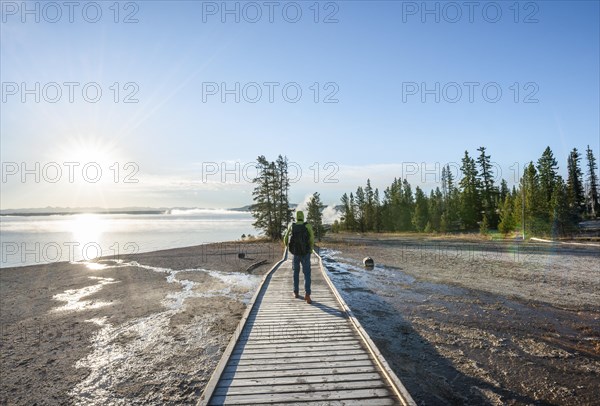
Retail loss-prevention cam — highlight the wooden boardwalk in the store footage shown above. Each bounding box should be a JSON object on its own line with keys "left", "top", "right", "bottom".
{"left": 199, "top": 251, "right": 415, "bottom": 405}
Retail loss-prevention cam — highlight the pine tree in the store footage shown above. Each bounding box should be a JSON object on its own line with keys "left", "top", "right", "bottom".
{"left": 412, "top": 186, "right": 429, "bottom": 232}
{"left": 537, "top": 146, "right": 559, "bottom": 218}
{"left": 251, "top": 155, "right": 291, "bottom": 240}
{"left": 459, "top": 151, "right": 481, "bottom": 230}
{"left": 400, "top": 179, "right": 414, "bottom": 231}
{"left": 428, "top": 188, "right": 443, "bottom": 232}
{"left": 355, "top": 186, "right": 366, "bottom": 232}
{"left": 477, "top": 146, "right": 498, "bottom": 228}
{"left": 349, "top": 192, "right": 357, "bottom": 231}
{"left": 373, "top": 188, "right": 383, "bottom": 232}
{"left": 499, "top": 179, "right": 510, "bottom": 203}
{"left": 251, "top": 156, "right": 277, "bottom": 239}
{"left": 340, "top": 193, "right": 356, "bottom": 231}
{"left": 567, "top": 148, "right": 585, "bottom": 219}
{"left": 585, "top": 145, "right": 599, "bottom": 218}
{"left": 306, "top": 192, "right": 326, "bottom": 242}
{"left": 364, "top": 179, "right": 375, "bottom": 231}
{"left": 479, "top": 214, "right": 489, "bottom": 235}
{"left": 513, "top": 185, "right": 524, "bottom": 237}
{"left": 551, "top": 176, "right": 571, "bottom": 236}
{"left": 441, "top": 164, "right": 459, "bottom": 231}
{"left": 498, "top": 194, "right": 516, "bottom": 235}
{"left": 522, "top": 162, "right": 544, "bottom": 235}
{"left": 275, "top": 155, "right": 292, "bottom": 236}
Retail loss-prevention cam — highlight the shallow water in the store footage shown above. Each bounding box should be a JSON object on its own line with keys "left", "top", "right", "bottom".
{"left": 52, "top": 276, "right": 119, "bottom": 312}
{"left": 51, "top": 259, "right": 261, "bottom": 404}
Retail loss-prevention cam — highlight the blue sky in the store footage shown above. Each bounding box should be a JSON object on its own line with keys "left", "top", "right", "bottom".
{"left": 1, "top": 0, "right": 599, "bottom": 209}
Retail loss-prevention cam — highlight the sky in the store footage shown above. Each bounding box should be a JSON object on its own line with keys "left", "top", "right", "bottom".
{"left": 1, "top": 0, "right": 599, "bottom": 209}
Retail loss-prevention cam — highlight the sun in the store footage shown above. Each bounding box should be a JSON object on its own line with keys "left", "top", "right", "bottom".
{"left": 60, "top": 137, "right": 116, "bottom": 167}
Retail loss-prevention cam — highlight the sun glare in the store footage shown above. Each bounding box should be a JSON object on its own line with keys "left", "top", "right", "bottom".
{"left": 58, "top": 137, "right": 117, "bottom": 168}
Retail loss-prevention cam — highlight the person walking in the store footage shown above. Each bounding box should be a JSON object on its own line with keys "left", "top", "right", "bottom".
{"left": 283, "top": 210, "right": 315, "bottom": 304}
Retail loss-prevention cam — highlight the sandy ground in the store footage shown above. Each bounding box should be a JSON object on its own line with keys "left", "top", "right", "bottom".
{"left": 0, "top": 241, "right": 281, "bottom": 405}
{"left": 322, "top": 233, "right": 600, "bottom": 405}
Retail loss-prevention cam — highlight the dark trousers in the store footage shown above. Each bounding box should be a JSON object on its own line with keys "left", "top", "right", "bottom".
{"left": 292, "top": 253, "right": 311, "bottom": 295}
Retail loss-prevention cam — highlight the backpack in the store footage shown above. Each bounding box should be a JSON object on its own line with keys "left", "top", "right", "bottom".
{"left": 288, "top": 223, "right": 310, "bottom": 255}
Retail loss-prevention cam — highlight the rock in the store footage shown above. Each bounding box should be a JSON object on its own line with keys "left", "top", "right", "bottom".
{"left": 363, "top": 257, "right": 374, "bottom": 268}
{"left": 238, "top": 253, "right": 245, "bottom": 259}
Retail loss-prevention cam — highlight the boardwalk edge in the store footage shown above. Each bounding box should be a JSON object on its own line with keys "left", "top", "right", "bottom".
{"left": 198, "top": 248, "right": 288, "bottom": 405}
{"left": 315, "top": 250, "right": 417, "bottom": 406}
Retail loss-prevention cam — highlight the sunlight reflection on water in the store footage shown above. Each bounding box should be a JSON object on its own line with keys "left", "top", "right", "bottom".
{"left": 1, "top": 210, "right": 257, "bottom": 268}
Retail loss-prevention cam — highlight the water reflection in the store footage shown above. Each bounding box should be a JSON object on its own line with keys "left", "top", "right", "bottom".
{"left": 69, "top": 214, "right": 106, "bottom": 245}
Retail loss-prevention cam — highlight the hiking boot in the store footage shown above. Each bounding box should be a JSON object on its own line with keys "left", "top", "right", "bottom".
{"left": 305, "top": 294, "right": 312, "bottom": 304}
{"left": 293, "top": 291, "right": 300, "bottom": 299}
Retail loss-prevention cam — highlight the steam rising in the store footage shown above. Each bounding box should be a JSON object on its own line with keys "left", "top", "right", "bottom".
{"left": 293, "top": 194, "right": 340, "bottom": 225}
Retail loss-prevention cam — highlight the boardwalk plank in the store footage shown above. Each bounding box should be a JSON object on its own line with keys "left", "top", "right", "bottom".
{"left": 222, "top": 359, "right": 376, "bottom": 374}
{"left": 219, "top": 372, "right": 383, "bottom": 387}
{"left": 219, "top": 366, "right": 378, "bottom": 380}
{"left": 208, "top": 388, "right": 394, "bottom": 405}
{"left": 214, "top": 379, "right": 387, "bottom": 396}
{"left": 229, "top": 348, "right": 367, "bottom": 361}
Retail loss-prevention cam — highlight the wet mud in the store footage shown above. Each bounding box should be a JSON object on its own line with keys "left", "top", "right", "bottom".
{"left": 321, "top": 236, "right": 600, "bottom": 405}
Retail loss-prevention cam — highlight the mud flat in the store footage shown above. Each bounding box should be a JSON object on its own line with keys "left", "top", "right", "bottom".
{"left": 322, "top": 233, "right": 600, "bottom": 405}
{"left": 0, "top": 241, "right": 280, "bottom": 405}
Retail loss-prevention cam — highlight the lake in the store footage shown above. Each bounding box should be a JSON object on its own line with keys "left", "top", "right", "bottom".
{"left": 0, "top": 209, "right": 257, "bottom": 268}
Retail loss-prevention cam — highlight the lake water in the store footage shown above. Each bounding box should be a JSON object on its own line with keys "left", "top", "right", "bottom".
{"left": 0, "top": 209, "right": 258, "bottom": 268}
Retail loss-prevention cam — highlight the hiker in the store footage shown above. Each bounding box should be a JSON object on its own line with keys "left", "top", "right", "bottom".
{"left": 283, "top": 210, "right": 315, "bottom": 304}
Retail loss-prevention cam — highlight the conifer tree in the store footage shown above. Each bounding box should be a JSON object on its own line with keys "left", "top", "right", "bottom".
{"left": 412, "top": 186, "right": 429, "bottom": 232}
{"left": 364, "top": 179, "right": 375, "bottom": 231}
{"left": 585, "top": 145, "right": 599, "bottom": 218}
{"left": 355, "top": 186, "right": 366, "bottom": 232}
{"left": 459, "top": 151, "right": 481, "bottom": 229}
{"left": 400, "top": 179, "right": 415, "bottom": 231}
{"left": 477, "top": 146, "right": 498, "bottom": 228}
{"left": 537, "top": 146, "right": 559, "bottom": 217}
{"left": 428, "top": 188, "right": 443, "bottom": 232}
{"left": 275, "top": 155, "right": 292, "bottom": 236}
{"left": 252, "top": 155, "right": 289, "bottom": 239}
{"left": 374, "top": 188, "right": 383, "bottom": 232}
{"left": 567, "top": 148, "right": 585, "bottom": 219}
{"left": 522, "top": 162, "right": 543, "bottom": 234}
{"left": 340, "top": 193, "right": 356, "bottom": 231}
{"left": 306, "top": 192, "right": 326, "bottom": 241}
{"left": 551, "top": 176, "right": 571, "bottom": 236}
{"left": 498, "top": 194, "right": 516, "bottom": 235}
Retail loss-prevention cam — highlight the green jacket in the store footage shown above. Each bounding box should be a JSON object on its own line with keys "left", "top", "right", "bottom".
{"left": 283, "top": 221, "right": 315, "bottom": 252}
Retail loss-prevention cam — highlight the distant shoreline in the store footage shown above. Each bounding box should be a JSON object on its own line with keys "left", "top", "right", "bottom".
{"left": 0, "top": 207, "right": 253, "bottom": 216}
{"left": 0, "top": 210, "right": 167, "bottom": 217}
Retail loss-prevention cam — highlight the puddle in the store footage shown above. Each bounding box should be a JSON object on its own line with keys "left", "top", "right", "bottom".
{"left": 52, "top": 277, "right": 119, "bottom": 312}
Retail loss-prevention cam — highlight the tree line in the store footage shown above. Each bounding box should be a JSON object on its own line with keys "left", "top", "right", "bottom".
{"left": 334, "top": 146, "right": 599, "bottom": 237}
